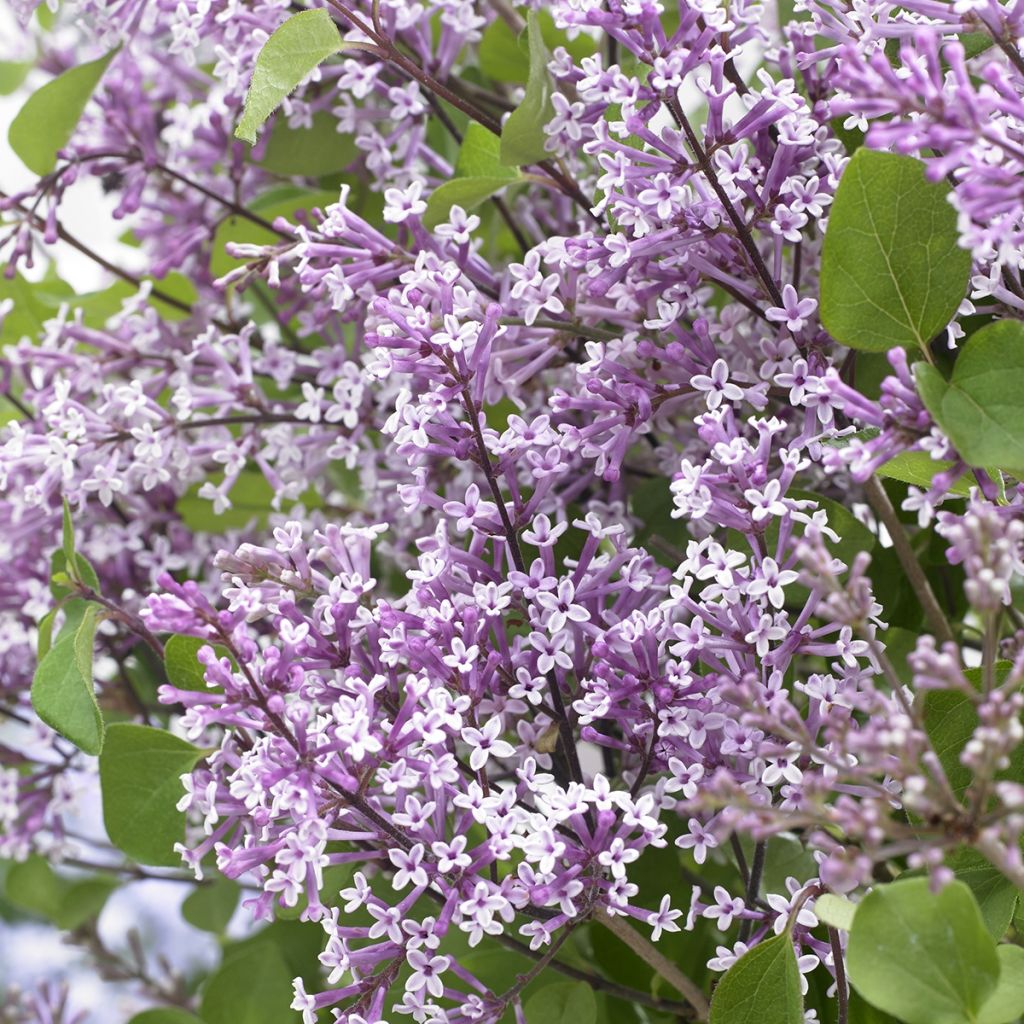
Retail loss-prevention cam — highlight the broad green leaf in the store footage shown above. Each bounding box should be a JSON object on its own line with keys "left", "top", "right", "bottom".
{"left": 235, "top": 9, "right": 341, "bottom": 145}
{"left": 0, "top": 273, "right": 59, "bottom": 346}
{"left": 478, "top": 17, "right": 530, "bottom": 82}
{"left": 477, "top": 10, "right": 598, "bottom": 84}
{"left": 915, "top": 320, "right": 1024, "bottom": 477}
{"left": 978, "top": 945, "right": 1024, "bottom": 1024}
{"left": 924, "top": 661, "right": 1015, "bottom": 799}
{"left": 947, "top": 849, "right": 1018, "bottom": 940}
{"left": 6, "top": 855, "right": 116, "bottom": 929}
{"left": 164, "top": 635, "right": 211, "bottom": 692}
{"left": 182, "top": 878, "right": 240, "bottom": 933}
{"left": 0, "top": 61, "right": 31, "bottom": 95}
{"left": 57, "top": 876, "right": 119, "bottom": 930}
{"left": 31, "top": 603, "right": 103, "bottom": 755}
{"left": 99, "top": 723, "right": 205, "bottom": 866}
{"left": 709, "top": 932, "right": 803, "bottom": 1024}
{"left": 423, "top": 176, "right": 520, "bottom": 230}
{"left": 128, "top": 1012, "right": 206, "bottom": 1024}
{"left": 258, "top": 110, "right": 358, "bottom": 177}
{"left": 500, "top": 12, "right": 555, "bottom": 167}
{"left": 847, "top": 991, "right": 902, "bottom": 1024}
{"left": 961, "top": 32, "right": 995, "bottom": 59}
{"left": 923, "top": 688, "right": 980, "bottom": 799}
{"left": 9, "top": 50, "right": 118, "bottom": 175}
{"left": 457, "top": 124, "right": 521, "bottom": 180}
{"left": 846, "top": 878, "right": 998, "bottom": 1024}
{"left": 523, "top": 981, "right": 597, "bottom": 1024}
{"left": 876, "top": 450, "right": 973, "bottom": 497}
{"left": 201, "top": 942, "right": 297, "bottom": 1024}
{"left": 5, "top": 855, "right": 65, "bottom": 921}
{"left": 820, "top": 149, "right": 971, "bottom": 353}
{"left": 815, "top": 893, "right": 856, "bottom": 932}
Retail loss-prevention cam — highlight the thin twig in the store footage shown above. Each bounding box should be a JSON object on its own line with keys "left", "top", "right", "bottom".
{"left": 595, "top": 908, "right": 710, "bottom": 1020}
{"left": 863, "top": 476, "right": 955, "bottom": 647}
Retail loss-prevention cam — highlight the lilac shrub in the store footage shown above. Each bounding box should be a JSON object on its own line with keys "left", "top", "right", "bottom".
{"left": 2, "top": 1, "right": 1024, "bottom": 1023}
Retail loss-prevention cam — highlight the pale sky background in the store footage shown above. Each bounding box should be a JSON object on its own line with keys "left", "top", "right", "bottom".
{"left": 0, "top": 2, "right": 139, "bottom": 292}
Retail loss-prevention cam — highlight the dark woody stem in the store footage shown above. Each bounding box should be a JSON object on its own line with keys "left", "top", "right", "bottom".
{"left": 829, "top": 926, "right": 850, "bottom": 1024}
{"left": 662, "top": 97, "right": 786, "bottom": 310}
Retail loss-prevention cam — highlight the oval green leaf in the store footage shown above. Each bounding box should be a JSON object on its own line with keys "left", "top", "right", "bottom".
{"left": 915, "top": 320, "right": 1024, "bottom": 477}
{"left": 258, "top": 110, "right": 358, "bottom": 177}
{"left": 128, "top": 1012, "right": 206, "bottom": 1024}
{"left": 31, "top": 602, "right": 103, "bottom": 755}
{"left": 522, "top": 980, "right": 598, "bottom": 1024}
{"left": 182, "top": 878, "right": 241, "bottom": 933}
{"left": 424, "top": 176, "right": 520, "bottom": 230}
{"left": 499, "top": 11, "right": 555, "bottom": 168}
{"left": 9, "top": 50, "right": 118, "bottom": 176}
{"left": 709, "top": 932, "right": 804, "bottom": 1024}
{"left": 847, "top": 878, "right": 999, "bottom": 1024}
{"left": 99, "top": 723, "right": 206, "bottom": 866}
{"left": 235, "top": 9, "right": 341, "bottom": 145}
{"left": 978, "top": 945, "right": 1024, "bottom": 1024}
{"left": 201, "top": 943, "right": 297, "bottom": 1024}
{"left": 820, "top": 149, "right": 971, "bottom": 354}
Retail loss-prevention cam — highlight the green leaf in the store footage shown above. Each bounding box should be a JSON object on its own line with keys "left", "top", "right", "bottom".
{"left": 201, "top": 942, "right": 298, "bottom": 1024}
{"left": 37, "top": 607, "right": 58, "bottom": 660}
{"left": 424, "top": 176, "right": 520, "bottom": 230}
{"left": 915, "top": 320, "right": 1024, "bottom": 477}
{"left": 708, "top": 932, "right": 804, "bottom": 1024}
{"left": 258, "top": 110, "right": 358, "bottom": 177}
{"left": 876, "top": 450, "right": 973, "bottom": 497}
{"left": 9, "top": 50, "right": 118, "bottom": 176}
{"left": 815, "top": 893, "right": 856, "bottom": 932}
{"left": 477, "top": 10, "right": 598, "bottom": 84}
{"left": 0, "top": 61, "right": 31, "bottom": 96}
{"left": 182, "top": 878, "right": 240, "bottom": 933}
{"left": 456, "top": 123, "right": 520, "bottom": 179}
{"left": 235, "top": 9, "right": 342, "bottom": 145}
{"left": 947, "top": 849, "right": 1018, "bottom": 941}
{"left": 847, "top": 991, "right": 902, "bottom": 1024}
{"left": 62, "top": 498, "right": 76, "bottom": 570}
{"left": 31, "top": 603, "right": 103, "bottom": 755}
{"left": 846, "top": 878, "right": 999, "bottom": 1024}
{"left": 500, "top": 12, "right": 555, "bottom": 167}
{"left": 57, "top": 876, "right": 119, "bottom": 929}
{"left": 524, "top": 981, "right": 598, "bottom": 1024}
{"left": 127, "top": 1012, "right": 206, "bottom": 1024}
{"left": 820, "top": 149, "right": 971, "bottom": 353}
{"left": 478, "top": 16, "right": 530, "bottom": 82}
{"left": 978, "top": 945, "right": 1024, "bottom": 1024}
{"left": 164, "top": 635, "right": 212, "bottom": 692}
{"left": 99, "top": 723, "right": 205, "bottom": 866}
{"left": 5, "top": 855, "right": 65, "bottom": 921}
{"left": 924, "top": 660, "right": 1015, "bottom": 800}
{"left": 5, "top": 855, "right": 117, "bottom": 929}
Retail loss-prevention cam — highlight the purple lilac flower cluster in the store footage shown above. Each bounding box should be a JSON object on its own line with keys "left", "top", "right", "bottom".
{"left": 3, "top": 0, "right": 1024, "bottom": 1021}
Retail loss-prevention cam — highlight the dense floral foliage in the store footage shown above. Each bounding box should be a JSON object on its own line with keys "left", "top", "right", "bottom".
{"left": 3, "top": 1, "right": 1024, "bottom": 1023}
